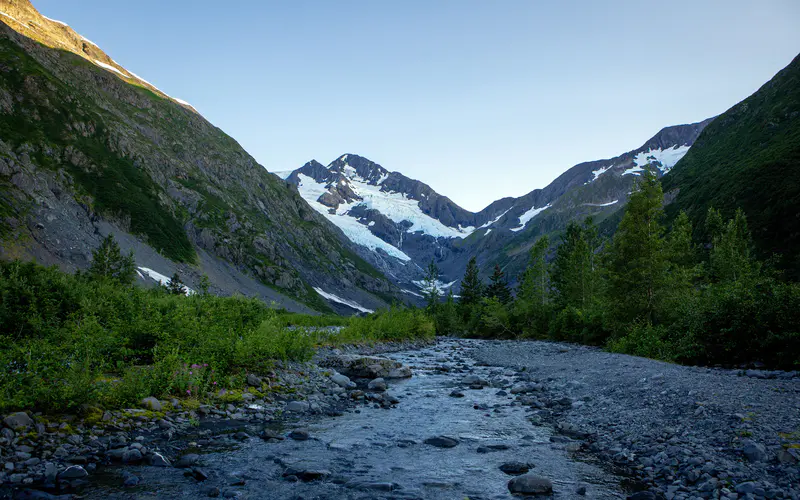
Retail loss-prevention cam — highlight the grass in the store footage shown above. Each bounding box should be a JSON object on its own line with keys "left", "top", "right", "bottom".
{"left": 0, "top": 259, "right": 431, "bottom": 415}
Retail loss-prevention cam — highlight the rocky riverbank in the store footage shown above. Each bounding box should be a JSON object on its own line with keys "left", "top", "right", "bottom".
{"left": 0, "top": 339, "right": 431, "bottom": 499}
{"left": 473, "top": 340, "right": 800, "bottom": 500}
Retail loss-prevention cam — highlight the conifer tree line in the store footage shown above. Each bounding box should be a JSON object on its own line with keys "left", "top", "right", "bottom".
{"left": 428, "top": 171, "right": 800, "bottom": 369}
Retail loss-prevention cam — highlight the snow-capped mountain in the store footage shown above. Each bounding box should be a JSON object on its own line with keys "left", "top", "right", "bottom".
{"left": 281, "top": 118, "right": 713, "bottom": 296}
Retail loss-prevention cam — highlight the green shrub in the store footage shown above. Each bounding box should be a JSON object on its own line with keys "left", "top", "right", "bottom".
{"left": 607, "top": 322, "right": 675, "bottom": 361}
{"left": 338, "top": 307, "right": 435, "bottom": 343}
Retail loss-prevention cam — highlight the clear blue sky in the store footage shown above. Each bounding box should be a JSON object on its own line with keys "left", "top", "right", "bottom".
{"left": 34, "top": 0, "right": 800, "bottom": 211}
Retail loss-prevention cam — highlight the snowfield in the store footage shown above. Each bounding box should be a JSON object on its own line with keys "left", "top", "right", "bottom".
{"left": 313, "top": 287, "right": 374, "bottom": 314}
{"left": 510, "top": 204, "right": 551, "bottom": 232}
{"left": 633, "top": 145, "right": 691, "bottom": 173}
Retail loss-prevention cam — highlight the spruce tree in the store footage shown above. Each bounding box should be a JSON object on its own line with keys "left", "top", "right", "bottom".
{"left": 457, "top": 256, "right": 483, "bottom": 327}
{"left": 710, "top": 209, "right": 756, "bottom": 283}
{"left": 603, "top": 171, "right": 667, "bottom": 323}
{"left": 167, "top": 272, "right": 187, "bottom": 295}
{"left": 422, "top": 260, "right": 441, "bottom": 312}
{"left": 88, "top": 234, "right": 136, "bottom": 285}
{"left": 485, "top": 264, "right": 512, "bottom": 305}
{"left": 514, "top": 236, "right": 550, "bottom": 336}
{"left": 551, "top": 220, "right": 595, "bottom": 309}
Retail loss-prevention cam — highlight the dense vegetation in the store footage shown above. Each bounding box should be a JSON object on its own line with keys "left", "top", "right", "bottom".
{"left": 0, "top": 237, "right": 433, "bottom": 414}
{"left": 432, "top": 172, "right": 800, "bottom": 369}
{"left": 663, "top": 53, "right": 800, "bottom": 278}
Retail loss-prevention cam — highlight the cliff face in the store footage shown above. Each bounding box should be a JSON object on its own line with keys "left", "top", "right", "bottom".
{"left": 0, "top": 1, "right": 395, "bottom": 313}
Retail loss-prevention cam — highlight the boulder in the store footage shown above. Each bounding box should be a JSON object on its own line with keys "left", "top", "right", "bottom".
{"left": 330, "top": 373, "right": 356, "bottom": 389}
{"left": 141, "top": 397, "right": 162, "bottom": 411}
{"left": 424, "top": 436, "right": 459, "bottom": 448}
{"left": 508, "top": 474, "right": 553, "bottom": 495}
{"left": 286, "top": 401, "right": 310, "bottom": 412}
{"left": 246, "top": 374, "right": 262, "bottom": 387}
{"left": 368, "top": 378, "right": 388, "bottom": 392}
{"left": 3, "top": 412, "right": 33, "bottom": 430}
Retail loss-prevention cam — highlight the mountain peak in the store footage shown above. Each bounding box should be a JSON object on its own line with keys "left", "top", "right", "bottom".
{"left": 0, "top": 0, "right": 197, "bottom": 112}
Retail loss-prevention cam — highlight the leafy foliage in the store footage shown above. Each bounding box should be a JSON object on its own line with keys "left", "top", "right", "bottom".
{"left": 87, "top": 235, "right": 135, "bottom": 285}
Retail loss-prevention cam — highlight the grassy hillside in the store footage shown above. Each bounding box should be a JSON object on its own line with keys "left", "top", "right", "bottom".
{"left": 664, "top": 53, "right": 800, "bottom": 277}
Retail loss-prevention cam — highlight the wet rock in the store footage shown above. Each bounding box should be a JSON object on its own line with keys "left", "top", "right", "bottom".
{"left": 331, "top": 373, "right": 356, "bottom": 389}
{"left": 628, "top": 492, "right": 660, "bottom": 500}
{"left": 576, "top": 485, "right": 587, "bottom": 495}
{"left": 149, "top": 452, "right": 171, "bottom": 467}
{"left": 477, "top": 444, "right": 510, "bottom": 453}
{"left": 463, "top": 374, "right": 489, "bottom": 386}
{"left": 246, "top": 374, "right": 262, "bottom": 387}
{"left": 508, "top": 474, "right": 553, "bottom": 495}
{"left": 282, "top": 467, "right": 331, "bottom": 482}
{"left": 140, "top": 397, "right": 162, "bottom": 411}
{"left": 175, "top": 453, "right": 200, "bottom": 468}
{"left": 289, "top": 429, "right": 310, "bottom": 441}
{"left": 499, "top": 461, "right": 532, "bottom": 475}
{"left": 424, "top": 436, "right": 459, "bottom": 448}
{"left": 201, "top": 486, "right": 221, "bottom": 497}
{"left": 449, "top": 390, "right": 465, "bottom": 398}
{"left": 121, "top": 448, "right": 143, "bottom": 464}
{"left": 368, "top": 378, "right": 388, "bottom": 392}
{"left": 386, "top": 367, "right": 412, "bottom": 379}
{"left": 260, "top": 429, "right": 284, "bottom": 441}
{"left": 57, "top": 465, "right": 88, "bottom": 480}
{"left": 3, "top": 412, "right": 34, "bottom": 430}
{"left": 510, "top": 383, "right": 541, "bottom": 394}
{"left": 123, "top": 474, "right": 140, "bottom": 487}
{"left": 286, "top": 401, "right": 310, "bottom": 412}
{"left": 190, "top": 467, "right": 209, "bottom": 481}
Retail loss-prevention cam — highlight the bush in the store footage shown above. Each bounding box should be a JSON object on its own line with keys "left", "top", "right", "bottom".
{"left": 338, "top": 307, "right": 435, "bottom": 343}
{"left": 607, "top": 322, "right": 675, "bottom": 361}
{"left": 0, "top": 259, "right": 407, "bottom": 414}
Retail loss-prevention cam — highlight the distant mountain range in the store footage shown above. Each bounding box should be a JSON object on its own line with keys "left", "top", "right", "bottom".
{"left": 1, "top": 0, "right": 797, "bottom": 313}
{"left": 280, "top": 119, "right": 713, "bottom": 297}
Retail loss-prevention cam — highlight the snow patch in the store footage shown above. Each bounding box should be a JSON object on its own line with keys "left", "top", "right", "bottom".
{"left": 42, "top": 15, "right": 68, "bottom": 26}
{"left": 138, "top": 267, "right": 194, "bottom": 295}
{"left": 0, "top": 11, "right": 21, "bottom": 24}
{"left": 510, "top": 204, "right": 551, "bottom": 232}
{"left": 80, "top": 35, "right": 98, "bottom": 47}
{"left": 296, "top": 174, "right": 411, "bottom": 261}
{"left": 313, "top": 287, "right": 374, "bottom": 314}
{"left": 585, "top": 200, "right": 619, "bottom": 207}
{"left": 622, "top": 166, "right": 646, "bottom": 176}
{"left": 633, "top": 145, "right": 691, "bottom": 173}
{"left": 478, "top": 208, "right": 511, "bottom": 229}
{"left": 93, "top": 60, "right": 126, "bottom": 77}
{"left": 586, "top": 164, "right": 612, "bottom": 184}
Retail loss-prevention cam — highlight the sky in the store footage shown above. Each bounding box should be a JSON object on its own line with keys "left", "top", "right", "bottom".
{"left": 33, "top": 0, "right": 800, "bottom": 212}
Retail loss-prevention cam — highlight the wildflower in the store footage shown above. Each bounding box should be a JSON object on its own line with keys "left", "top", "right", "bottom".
{"left": 186, "top": 389, "right": 191, "bottom": 395}
{"left": 189, "top": 371, "right": 193, "bottom": 375}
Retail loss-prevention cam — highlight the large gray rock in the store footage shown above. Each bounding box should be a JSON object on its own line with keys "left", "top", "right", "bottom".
{"left": 58, "top": 465, "right": 88, "bottom": 480}
{"left": 141, "top": 397, "right": 162, "bottom": 411}
{"left": 286, "top": 401, "right": 310, "bottom": 412}
{"left": 3, "top": 412, "right": 34, "bottom": 430}
{"left": 742, "top": 441, "right": 767, "bottom": 462}
{"left": 508, "top": 474, "right": 553, "bottom": 495}
{"left": 330, "top": 373, "right": 356, "bottom": 389}
{"left": 368, "top": 378, "right": 388, "bottom": 392}
{"left": 424, "top": 436, "right": 459, "bottom": 448}
{"left": 246, "top": 374, "right": 262, "bottom": 387}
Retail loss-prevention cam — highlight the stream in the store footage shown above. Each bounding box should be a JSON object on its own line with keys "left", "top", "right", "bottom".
{"left": 81, "top": 339, "right": 625, "bottom": 499}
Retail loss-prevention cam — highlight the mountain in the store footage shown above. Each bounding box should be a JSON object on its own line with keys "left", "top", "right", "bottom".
{"left": 663, "top": 53, "right": 800, "bottom": 278}
{"left": 283, "top": 119, "right": 712, "bottom": 294}
{"left": 0, "top": 0, "right": 395, "bottom": 314}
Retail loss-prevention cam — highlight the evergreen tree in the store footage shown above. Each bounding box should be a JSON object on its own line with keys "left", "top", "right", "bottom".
{"left": 514, "top": 236, "right": 551, "bottom": 336}
{"left": 710, "top": 209, "right": 756, "bottom": 283}
{"left": 167, "top": 272, "right": 187, "bottom": 295}
{"left": 551, "top": 220, "right": 596, "bottom": 309}
{"left": 485, "top": 264, "right": 512, "bottom": 305}
{"left": 198, "top": 274, "right": 211, "bottom": 296}
{"left": 422, "top": 260, "right": 441, "bottom": 312}
{"left": 88, "top": 234, "right": 136, "bottom": 285}
{"left": 517, "top": 236, "right": 550, "bottom": 307}
{"left": 435, "top": 290, "right": 460, "bottom": 335}
{"left": 667, "top": 211, "right": 697, "bottom": 268}
{"left": 603, "top": 171, "right": 667, "bottom": 323}
{"left": 457, "top": 257, "right": 482, "bottom": 318}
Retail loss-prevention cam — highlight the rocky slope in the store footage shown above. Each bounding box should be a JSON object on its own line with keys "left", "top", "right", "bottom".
{"left": 0, "top": 0, "right": 396, "bottom": 313}
{"left": 283, "top": 119, "right": 712, "bottom": 294}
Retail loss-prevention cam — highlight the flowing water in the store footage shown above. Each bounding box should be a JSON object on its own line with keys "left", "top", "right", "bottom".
{"left": 82, "top": 339, "right": 625, "bottom": 499}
